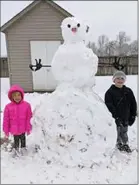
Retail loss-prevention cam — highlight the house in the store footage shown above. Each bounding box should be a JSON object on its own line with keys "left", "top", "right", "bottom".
{"left": 1, "top": 0, "right": 72, "bottom": 92}
{"left": 0, "top": 55, "right": 9, "bottom": 77}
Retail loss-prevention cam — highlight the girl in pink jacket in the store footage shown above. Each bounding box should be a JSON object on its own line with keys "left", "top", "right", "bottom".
{"left": 3, "top": 85, "right": 32, "bottom": 155}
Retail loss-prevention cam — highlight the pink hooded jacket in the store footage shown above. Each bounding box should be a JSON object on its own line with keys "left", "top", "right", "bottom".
{"left": 3, "top": 85, "right": 32, "bottom": 136}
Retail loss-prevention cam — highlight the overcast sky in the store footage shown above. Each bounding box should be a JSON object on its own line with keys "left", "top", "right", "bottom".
{"left": 1, "top": 1, "right": 137, "bottom": 56}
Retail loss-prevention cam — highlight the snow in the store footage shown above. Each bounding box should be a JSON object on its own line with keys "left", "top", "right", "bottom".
{"left": 45, "top": 17, "right": 117, "bottom": 173}
{"left": 52, "top": 17, "right": 98, "bottom": 88}
{"left": 51, "top": 42, "right": 98, "bottom": 88}
{"left": 1, "top": 75, "right": 137, "bottom": 184}
{"left": 33, "top": 85, "right": 115, "bottom": 167}
{"left": 61, "top": 17, "right": 87, "bottom": 43}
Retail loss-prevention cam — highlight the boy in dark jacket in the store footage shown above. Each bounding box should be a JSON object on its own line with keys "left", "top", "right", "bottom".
{"left": 105, "top": 71, "right": 137, "bottom": 153}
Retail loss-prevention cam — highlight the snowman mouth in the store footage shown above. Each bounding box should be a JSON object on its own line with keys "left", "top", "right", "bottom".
{"left": 71, "top": 27, "right": 77, "bottom": 33}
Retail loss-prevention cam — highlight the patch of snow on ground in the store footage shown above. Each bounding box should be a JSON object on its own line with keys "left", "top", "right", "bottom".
{"left": 0, "top": 76, "right": 137, "bottom": 184}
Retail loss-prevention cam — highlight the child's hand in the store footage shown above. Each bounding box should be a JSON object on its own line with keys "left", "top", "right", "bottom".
{"left": 129, "top": 116, "right": 136, "bottom": 126}
{"left": 27, "top": 132, "right": 30, "bottom": 136}
{"left": 4, "top": 135, "right": 9, "bottom": 141}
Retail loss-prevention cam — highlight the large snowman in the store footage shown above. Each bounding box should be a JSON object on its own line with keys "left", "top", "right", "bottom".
{"left": 33, "top": 17, "right": 115, "bottom": 168}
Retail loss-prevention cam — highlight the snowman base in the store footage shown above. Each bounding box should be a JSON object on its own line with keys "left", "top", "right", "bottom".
{"left": 33, "top": 86, "right": 116, "bottom": 168}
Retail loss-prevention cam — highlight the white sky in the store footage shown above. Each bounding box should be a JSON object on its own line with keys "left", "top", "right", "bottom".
{"left": 1, "top": 1, "right": 137, "bottom": 56}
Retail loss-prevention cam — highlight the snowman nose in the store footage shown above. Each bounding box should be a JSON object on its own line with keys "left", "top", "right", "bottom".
{"left": 71, "top": 27, "right": 77, "bottom": 33}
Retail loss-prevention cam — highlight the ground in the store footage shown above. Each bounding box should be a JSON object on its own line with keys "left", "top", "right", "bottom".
{"left": 1, "top": 76, "right": 137, "bottom": 184}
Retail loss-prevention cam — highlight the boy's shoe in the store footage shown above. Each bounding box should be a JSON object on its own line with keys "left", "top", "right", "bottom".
{"left": 122, "top": 144, "right": 132, "bottom": 153}
{"left": 116, "top": 143, "right": 124, "bottom": 151}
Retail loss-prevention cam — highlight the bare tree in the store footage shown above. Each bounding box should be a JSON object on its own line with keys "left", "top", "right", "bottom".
{"left": 87, "top": 42, "right": 98, "bottom": 55}
{"left": 129, "top": 40, "right": 138, "bottom": 55}
{"left": 87, "top": 31, "right": 137, "bottom": 57}
{"left": 122, "top": 43, "right": 130, "bottom": 55}
{"left": 97, "top": 35, "right": 109, "bottom": 56}
{"left": 116, "top": 31, "right": 131, "bottom": 55}
{"left": 105, "top": 41, "right": 117, "bottom": 56}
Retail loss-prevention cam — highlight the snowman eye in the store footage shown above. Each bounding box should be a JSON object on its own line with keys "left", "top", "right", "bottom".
{"left": 67, "top": 24, "right": 71, "bottom": 28}
{"left": 77, "top": 23, "right": 80, "bottom": 27}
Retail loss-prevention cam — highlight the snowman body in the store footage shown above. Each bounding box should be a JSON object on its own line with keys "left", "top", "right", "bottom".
{"left": 52, "top": 41, "right": 98, "bottom": 88}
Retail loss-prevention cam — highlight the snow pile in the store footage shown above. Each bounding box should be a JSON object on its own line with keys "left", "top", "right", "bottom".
{"left": 32, "top": 84, "right": 116, "bottom": 168}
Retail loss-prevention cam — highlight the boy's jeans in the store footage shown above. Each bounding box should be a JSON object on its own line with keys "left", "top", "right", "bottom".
{"left": 116, "top": 125, "right": 128, "bottom": 145}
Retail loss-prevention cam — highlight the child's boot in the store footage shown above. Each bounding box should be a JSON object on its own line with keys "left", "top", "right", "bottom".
{"left": 122, "top": 144, "right": 132, "bottom": 153}
{"left": 116, "top": 143, "right": 123, "bottom": 151}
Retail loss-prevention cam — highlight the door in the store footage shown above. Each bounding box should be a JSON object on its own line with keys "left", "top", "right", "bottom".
{"left": 30, "top": 41, "right": 61, "bottom": 91}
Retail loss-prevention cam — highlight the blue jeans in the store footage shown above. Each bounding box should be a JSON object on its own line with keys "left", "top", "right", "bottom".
{"left": 116, "top": 125, "right": 128, "bottom": 144}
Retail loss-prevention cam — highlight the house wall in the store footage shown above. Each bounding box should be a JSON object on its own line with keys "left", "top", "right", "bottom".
{"left": 0, "top": 57, "right": 9, "bottom": 77}
{"left": 5, "top": 1, "right": 66, "bottom": 91}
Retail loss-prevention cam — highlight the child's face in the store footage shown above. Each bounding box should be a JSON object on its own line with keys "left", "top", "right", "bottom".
{"left": 12, "top": 92, "right": 22, "bottom": 103}
{"left": 114, "top": 77, "right": 125, "bottom": 88}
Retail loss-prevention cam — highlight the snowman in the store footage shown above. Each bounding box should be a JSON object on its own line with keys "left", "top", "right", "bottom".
{"left": 33, "top": 17, "right": 115, "bottom": 168}
{"left": 51, "top": 17, "right": 98, "bottom": 90}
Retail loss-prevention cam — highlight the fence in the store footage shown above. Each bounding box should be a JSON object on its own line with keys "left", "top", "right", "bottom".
{"left": 0, "top": 55, "right": 138, "bottom": 77}
{"left": 97, "top": 55, "right": 138, "bottom": 75}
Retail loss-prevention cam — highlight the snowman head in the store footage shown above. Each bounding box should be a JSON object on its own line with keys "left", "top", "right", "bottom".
{"left": 61, "top": 17, "right": 88, "bottom": 43}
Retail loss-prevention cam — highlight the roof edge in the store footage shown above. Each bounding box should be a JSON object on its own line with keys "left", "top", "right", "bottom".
{"left": 0, "top": 0, "right": 73, "bottom": 33}
{"left": 48, "top": 1, "right": 72, "bottom": 17}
